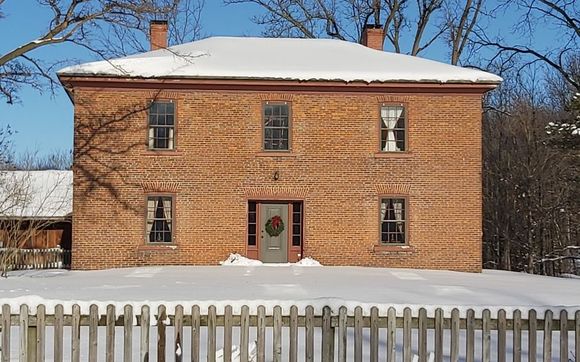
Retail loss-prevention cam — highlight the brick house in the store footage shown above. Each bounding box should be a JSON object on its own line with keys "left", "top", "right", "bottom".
{"left": 58, "top": 22, "right": 501, "bottom": 271}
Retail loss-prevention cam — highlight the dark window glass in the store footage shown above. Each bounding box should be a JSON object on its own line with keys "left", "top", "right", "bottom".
{"left": 380, "top": 198, "right": 406, "bottom": 244}
{"left": 148, "top": 101, "right": 175, "bottom": 150}
{"left": 292, "top": 202, "right": 302, "bottom": 247}
{"left": 248, "top": 201, "right": 258, "bottom": 246}
{"left": 263, "top": 103, "right": 290, "bottom": 151}
{"left": 146, "top": 196, "right": 173, "bottom": 243}
{"left": 380, "top": 105, "right": 406, "bottom": 152}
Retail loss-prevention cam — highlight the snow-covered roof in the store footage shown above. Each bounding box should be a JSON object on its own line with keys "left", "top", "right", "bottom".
{"left": 58, "top": 37, "right": 502, "bottom": 84}
{"left": 0, "top": 170, "right": 72, "bottom": 219}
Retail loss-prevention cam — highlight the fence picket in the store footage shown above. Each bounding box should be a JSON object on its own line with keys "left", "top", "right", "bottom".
{"left": 337, "top": 306, "right": 347, "bottom": 362}
{"left": 2, "top": 304, "right": 10, "bottom": 362}
{"left": 354, "top": 306, "right": 363, "bottom": 362}
{"left": 370, "top": 307, "right": 379, "bottom": 362}
{"left": 305, "top": 306, "right": 314, "bottom": 362}
{"left": 466, "top": 309, "right": 475, "bottom": 362}
{"left": 257, "top": 305, "right": 265, "bottom": 362}
{"left": 403, "top": 307, "right": 412, "bottom": 362}
{"left": 89, "top": 304, "right": 98, "bottom": 362}
{"left": 418, "top": 308, "right": 427, "bottom": 362}
{"left": 123, "top": 305, "right": 133, "bottom": 362}
{"left": 387, "top": 307, "right": 396, "bottom": 362}
{"left": 434, "top": 308, "right": 443, "bottom": 362}
{"left": 273, "top": 306, "right": 282, "bottom": 362}
{"left": 513, "top": 309, "right": 522, "bottom": 362}
{"left": 72, "top": 304, "right": 81, "bottom": 362}
{"left": 191, "top": 305, "right": 200, "bottom": 362}
{"left": 290, "top": 305, "right": 298, "bottom": 362}
{"left": 543, "top": 310, "right": 552, "bottom": 362}
{"left": 240, "top": 305, "right": 249, "bottom": 362}
{"left": 529, "top": 310, "right": 537, "bottom": 362}
{"left": 207, "top": 305, "right": 216, "bottom": 362}
{"left": 450, "top": 309, "right": 459, "bottom": 362}
{"left": 19, "top": 304, "right": 28, "bottom": 362}
{"left": 322, "top": 306, "right": 333, "bottom": 362}
{"left": 36, "top": 304, "right": 45, "bottom": 362}
{"left": 140, "top": 305, "right": 150, "bottom": 362}
{"left": 106, "top": 305, "right": 115, "bottom": 362}
{"left": 54, "top": 304, "right": 64, "bottom": 362}
{"left": 559, "top": 310, "right": 568, "bottom": 362}
{"left": 575, "top": 311, "right": 579, "bottom": 362}
{"left": 223, "top": 306, "right": 232, "bottom": 362}
{"left": 498, "top": 309, "right": 506, "bottom": 362}
{"left": 482, "top": 309, "right": 491, "bottom": 362}
{"left": 174, "top": 305, "right": 183, "bottom": 362}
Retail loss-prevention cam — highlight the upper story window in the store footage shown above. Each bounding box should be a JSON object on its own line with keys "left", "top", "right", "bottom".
{"left": 263, "top": 103, "right": 290, "bottom": 151}
{"left": 148, "top": 101, "right": 175, "bottom": 150}
{"left": 146, "top": 196, "right": 173, "bottom": 243}
{"left": 380, "top": 198, "right": 406, "bottom": 244}
{"left": 380, "top": 105, "right": 406, "bottom": 152}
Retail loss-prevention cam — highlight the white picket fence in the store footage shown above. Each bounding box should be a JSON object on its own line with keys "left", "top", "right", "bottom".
{"left": 0, "top": 304, "right": 579, "bottom": 361}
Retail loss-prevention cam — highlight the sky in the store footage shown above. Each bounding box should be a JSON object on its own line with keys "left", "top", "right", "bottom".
{"left": 0, "top": 1, "right": 556, "bottom": 158}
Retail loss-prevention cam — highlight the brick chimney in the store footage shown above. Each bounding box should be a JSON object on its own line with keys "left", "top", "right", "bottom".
{"left": 150, "top": 20, "right": 168, "bottom": 51}
{"left": 361, "top": 24, "right": 384, "bottom": 51}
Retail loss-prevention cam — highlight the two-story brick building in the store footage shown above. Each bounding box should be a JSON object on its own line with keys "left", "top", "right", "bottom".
{"left": 58, "top": 22, "right": 501, "bottom": 271}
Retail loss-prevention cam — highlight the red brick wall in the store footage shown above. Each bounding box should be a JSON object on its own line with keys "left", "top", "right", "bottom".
{"left": 72, "top": 87, "right": 483, "bottom": 272}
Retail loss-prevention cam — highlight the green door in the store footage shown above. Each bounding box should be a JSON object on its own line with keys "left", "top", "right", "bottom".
{"left": 260, "top": 203, "right": 288, "bottom": 263}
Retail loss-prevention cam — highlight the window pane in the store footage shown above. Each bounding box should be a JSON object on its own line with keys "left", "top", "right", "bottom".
{"left": 146, "top": 196, "right": 172, "bottom": 243}
{"left": 148, "top": 101, "right": 175, "bottom": 150}
{"left": 292, "top": 235, "right": 301, "bottom": 247}
{"left": 380, "top": 105, "right": 406, "bottom": 152}
{"left": 248, "top": 224, "right": 256, "bottom": 235}
{"left": 248, "top": 202, "right": 257, "bottom": 212}
{"left": 380, "top": 198, "right": 406, "bottom": 244}
{"left": 263, "top": 104, "right": 289, "bottom": 151}
{"left": 248, "top": 235, "right": 256, "bottom": 246}
{"left": 248, "top": 212, "right": 256, "bottom": 223}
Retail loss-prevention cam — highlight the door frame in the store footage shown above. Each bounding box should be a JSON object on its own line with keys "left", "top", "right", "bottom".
{"left": 246, "top": 199, "right": 304, "bottom": 263}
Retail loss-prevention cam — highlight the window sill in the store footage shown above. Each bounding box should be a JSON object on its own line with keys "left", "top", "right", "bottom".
{"left": 373, "top": 244, "right": 415, "bottom": 253}
{"left": 141, "top": 150, "right": 183, "bottom": 157}
{"left": 137, "top": 244, "right": 179, "bottom": 252}
{"left": 373, "top": 152, "right": 413, "bottom": 158}
{"left": 255, "top": 152, "right": 297, "bottom": 157}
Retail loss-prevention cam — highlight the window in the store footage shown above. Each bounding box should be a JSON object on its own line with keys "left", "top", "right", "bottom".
{"left": 247, "top": 201, "right": 257, "bottom": 246}
{"left": 146, "top": 196, "right": 173, "bottom": 243}
{"left": 263, "top": 103, "right": 290, "bottom": 151}
{"left": 292, "top": 202, "right": 303, "bottom": 247}
{"left": 148, "top": 101, "right": 175, "bottom": 150}
{"left": 380, "top": 198, "right": 406, "bottom": 244}
{"left": 380, "top": 105, "right": 406, "bottom": 152}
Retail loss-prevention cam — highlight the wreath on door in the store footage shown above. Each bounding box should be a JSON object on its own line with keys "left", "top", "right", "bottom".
{"left": 265, "top": 215, "right": 285, "bottom": 237}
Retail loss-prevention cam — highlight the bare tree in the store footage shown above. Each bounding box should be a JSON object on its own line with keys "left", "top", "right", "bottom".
{"left": 445, "top": 0, "right": 483, "bottom": 65}
{"left": 0, "top": 0, "right": 205, "bottom": 105}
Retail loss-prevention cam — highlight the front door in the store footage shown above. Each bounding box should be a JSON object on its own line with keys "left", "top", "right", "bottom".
{"left": 259, "top": 203, "right": 288, "bottom": 263}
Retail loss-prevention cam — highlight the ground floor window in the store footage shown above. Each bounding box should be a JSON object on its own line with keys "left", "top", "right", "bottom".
{"left": 146, "top": 196, "right": 173, "bottom": 243}
{"left": 247, "top": 201, "right": 257, "bottom": 246}
{"left": 292, "top": 201, "right": 303, "bottom": 247}
{"left": 380, "top": 198, "right": 406, "bottom": 244}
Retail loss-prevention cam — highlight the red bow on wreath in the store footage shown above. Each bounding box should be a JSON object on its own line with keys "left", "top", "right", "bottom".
{"left": 270, "top": 215, "right": 282, "bottom": 229}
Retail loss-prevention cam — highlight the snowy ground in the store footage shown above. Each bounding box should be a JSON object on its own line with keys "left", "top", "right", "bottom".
{"left": 1, "top": 265, "right": 579, "bottom": 318}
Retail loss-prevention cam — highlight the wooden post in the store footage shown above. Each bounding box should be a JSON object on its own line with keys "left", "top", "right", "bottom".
{"left": 140, "top": 305, "right": 150, "bottom": 362}
{"left": 174, "top": 305, "right": 184, "bottom": 362}
{"left": 256, "top": 305, "right": 265, "bottom": 362}
{"left": 207, "top": 305, "right": 216, "bottom": 362}
{"left": 497, "top": 309, "right": 506, "bottom": 362}
{"left": 322, "top": 306, "right": 333, "bottom": 362}
{"left": 36, "top": 304, "right": 46, "bottom": 362}
{"left": 337, "top": 307, "right": 347, "bottom": 362}
{"left": 305, "top": 306, "right": 314, "bottom": 362}
{"left": 528, "top": 310, "right": 537, "bottom": 362}
{"left": 543, "top": 310, "right": 552, "bottom": 362}
{"left": 370, "top": 307, "right": 379, "bottom": 362}
{"left": 191, "top": 305, "right": 200, "bottom": 362}
{"left": 559, "top": 310, "right": 568, "bottom": 362}
{"left": 354, "top": 307, "right": 363, "bottom": 362}
{"left": 466, "top": 309, "right": 475, "bottom": 362}
{"left": 2, "top": 304, "right": 11, "bottom": 362}
{"left": 106, "top": 304, "right": 116, "bottom": 362}
{"left": 575, "top": 311, "right": 580, "bottom": 362}
{"left": 289, "top": 306, "right": 298, "bottom": 362}
{"left": 450, "top": 309, "right": 459, "bottom": 362}
{"left": 273, "top": 306, "right": 282, "bottom": 362}
{"left": 54, "top": 304, "right": 64, "bottom": 362}
{"left": 482, "top": 309, "right": 491, "bottom": 362}
{"left": 157, "top": 305, "right": 167, "bottom": 362}
{"left": 434, "top": 308, "right": 443, "bottom": 362}
{"left": 240, "top": 306, "right": 249, "bottom": 362}
{"left": 386, "top": 307, "right": 396, "bottom": 362}
{"left": 72, "top": 304, "right": 81, "bottom": 362}
{"left": 224, "top": 305, "right": 233, "bottom": 362}
{"left": 89, "top": 305, "right": 99, "bottom": 362}
{"left": 403, "top": 307, "right": 412, "bottom": 362}
{"left": 20, "top": 304, "right": 29, "bottom": 362}
{"left": 418, "top": 308, "right": 427, "bottom": 362}
{"left": 123, "top": 305, "right": 133, "bottom": 362}
{"left": 513, "top": 309, "right": 522, "bottom": 362}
